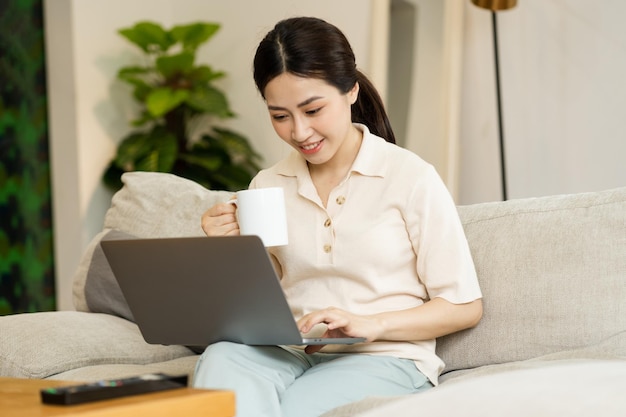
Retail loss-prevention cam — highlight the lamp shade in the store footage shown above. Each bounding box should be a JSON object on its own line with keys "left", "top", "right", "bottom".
{"left": 471, "top": 0, "right": 517, "bottom": 11}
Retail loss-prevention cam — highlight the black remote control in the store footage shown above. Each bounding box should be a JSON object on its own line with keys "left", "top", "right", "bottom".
{"left": 40, "top": 373, "right": 188, "bottom": 405}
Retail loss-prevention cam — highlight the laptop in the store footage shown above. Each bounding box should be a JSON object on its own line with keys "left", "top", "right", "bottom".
{"left": 100, "top": 235, "right": 365, "bottom": 348}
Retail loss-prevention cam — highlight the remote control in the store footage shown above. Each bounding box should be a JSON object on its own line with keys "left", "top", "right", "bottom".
{"left": 40, "top": 373, "right": 188, "bottom": 405}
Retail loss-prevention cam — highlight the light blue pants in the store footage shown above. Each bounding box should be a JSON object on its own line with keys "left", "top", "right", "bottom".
{"left": 192, "top": 342, "right": 433, "bottom": 417}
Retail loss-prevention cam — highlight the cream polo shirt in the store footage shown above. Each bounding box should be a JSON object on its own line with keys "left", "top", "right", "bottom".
{"left": 249, "top": 124, "right": 482, "bottom": 385}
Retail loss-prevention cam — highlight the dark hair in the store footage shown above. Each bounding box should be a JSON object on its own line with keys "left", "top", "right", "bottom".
{"left": 253, "top": 17, "right": 396, "bottom": 144}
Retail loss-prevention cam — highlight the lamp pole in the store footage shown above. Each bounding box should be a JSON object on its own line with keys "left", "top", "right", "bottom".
{"left": 470, "top": 0, "right": 517, "bottom": 201}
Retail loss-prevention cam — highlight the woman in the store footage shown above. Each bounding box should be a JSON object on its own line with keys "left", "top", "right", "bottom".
{"left": 195, "top": 16, "right": 482, "bottom": 417}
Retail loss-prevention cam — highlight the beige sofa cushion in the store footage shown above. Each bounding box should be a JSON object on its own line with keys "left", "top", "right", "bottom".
{"left": 0, "top": 311, "right": 194, "bottom": 379}
{"left": 72, "top": 172, "right": 233, "bottom": 318}
{"left": 326, "top": 359, "right": 626, "bottom": 417}
{"left": 48, "top": 355, "right": 200, "bottom": 382}
{"left": 437, "top": 187, "right": 626, "bottom": 373}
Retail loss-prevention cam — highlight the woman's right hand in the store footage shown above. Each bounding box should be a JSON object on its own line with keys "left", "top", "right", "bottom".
{"left": 201, "top": 202, "right": 240, "bottom": 237}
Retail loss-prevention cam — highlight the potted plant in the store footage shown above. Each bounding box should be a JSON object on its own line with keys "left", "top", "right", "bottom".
{"left": 103, "top": 21, "right": 261, "bottom": 191}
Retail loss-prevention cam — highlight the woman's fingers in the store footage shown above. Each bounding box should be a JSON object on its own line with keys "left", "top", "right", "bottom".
{"left": 201, "top": 203, "right": 240, "bottom": 236}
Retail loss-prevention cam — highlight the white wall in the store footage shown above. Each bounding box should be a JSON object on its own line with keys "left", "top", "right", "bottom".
{"left": 44, "top": 0, "right": 377, "bottom": 310}
{"left": 459, "top": 0, "right": 626, "bottom": 203}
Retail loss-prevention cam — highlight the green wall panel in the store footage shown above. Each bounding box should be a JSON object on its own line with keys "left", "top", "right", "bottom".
{"left": 0, "top": 0, "right": 56, "bottom": 314}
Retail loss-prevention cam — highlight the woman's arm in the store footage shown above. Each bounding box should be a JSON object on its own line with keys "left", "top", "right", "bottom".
{"left": 373, "top": 297, "right": 483, "bottom": 341}
{"left": 298, "top": 297, "right": 482, "bottom": 354}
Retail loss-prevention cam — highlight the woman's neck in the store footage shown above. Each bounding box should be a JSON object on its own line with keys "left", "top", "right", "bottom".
{"left": 308, "top": 125, "right": 363, "bottom": 206}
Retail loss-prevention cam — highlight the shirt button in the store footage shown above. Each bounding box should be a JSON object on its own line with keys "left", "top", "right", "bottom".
{"left": 323, "top": 244, "right": 332, "bottom": 253}
{"left": 336, "top": 196, "right": 346, "bottom": 205}
{"left": 324, "top": 218, "right": 332, "bottom": 227}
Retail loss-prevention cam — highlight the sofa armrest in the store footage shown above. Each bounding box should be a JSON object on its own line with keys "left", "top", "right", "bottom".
{"left": 0, "top": 311, "right": 195, "bottom": 379}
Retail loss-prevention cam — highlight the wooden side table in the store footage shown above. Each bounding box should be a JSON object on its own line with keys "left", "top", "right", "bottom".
{"left": 0, "top": 377, "right": 235, "bottom": 417}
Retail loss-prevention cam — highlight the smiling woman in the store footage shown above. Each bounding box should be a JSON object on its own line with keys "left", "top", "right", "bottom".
{"left": 196, "top": 16, "right": 482, "bottom": 417}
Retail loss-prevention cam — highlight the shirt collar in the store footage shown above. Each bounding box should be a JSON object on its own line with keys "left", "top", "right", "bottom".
{"left": 273, "top": 123, "right": 389, "bottom": 179}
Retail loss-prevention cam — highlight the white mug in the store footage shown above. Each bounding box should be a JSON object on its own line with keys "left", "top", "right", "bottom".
{"left": 229, "top": 187, "right": 288, "bottom": 247}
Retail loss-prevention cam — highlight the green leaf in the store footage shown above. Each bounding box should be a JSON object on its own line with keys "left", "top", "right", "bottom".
{"left": 144, "top": 128, "right": 178, "bottom": 172}
{"left": 156, "top": 52, "right": 195, "bottom": 79}
{"left": 131, "top": 82, "right": 153, "bottom": 103}
{"left": 213, "top": 127, "right": 263, "bottom": 161}
{"left": 114, "top": 132, "right": 151, "bottom": 169}
{"left": 189, "top": 65, "right": 225, "bottom": 83}
{"left": 117, "top": 66, "right": 152, "bottom": 80}
{"left": 116, "top": 67, "right": 154, "bottom": 101}
{"left": 178, "top": 152, "right": 222, "bottom": 171}
{"left": 185, "top": 86, "right": 232, "bottom": 117}
{"left": 170, "top": 22, "right": 220, "bottom": 52}
{"left": 119, "top": 21, "right": 175, "bottom": 54}
{"left": 130, "top": 110, "right": 156, "bottom": 127}
{"left": 212, "top": 164, "right": 257, "bottom": 190}
{"left": 113, "top": 129, "right": 178, "bottom": 173}
{"left": 146, "top": 88, "right": 189, "bottom": 117}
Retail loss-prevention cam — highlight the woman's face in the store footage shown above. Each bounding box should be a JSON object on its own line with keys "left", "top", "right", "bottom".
{"left": 263, "top": 73, "right": 359, "bottom": 168}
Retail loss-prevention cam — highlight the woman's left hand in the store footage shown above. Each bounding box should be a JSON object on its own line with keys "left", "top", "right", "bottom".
{"left": 297, "top": 307, "right": 382, "bottom": 354}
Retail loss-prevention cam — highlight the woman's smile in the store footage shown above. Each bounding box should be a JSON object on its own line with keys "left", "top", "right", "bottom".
{"left": 299, "top": 139, "right": 325, "bottom": 154}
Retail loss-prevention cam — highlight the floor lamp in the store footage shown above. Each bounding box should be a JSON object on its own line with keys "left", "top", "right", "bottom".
{"left": 470, "top": 0, "right": 517, "bottom": 200}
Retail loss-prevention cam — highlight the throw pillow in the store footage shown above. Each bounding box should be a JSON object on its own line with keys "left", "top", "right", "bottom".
{"left": 84, "top": 229, "right": 138, "bottom": 321}
{"left": 72, "top": 172, "right": 235, "bottom": 319}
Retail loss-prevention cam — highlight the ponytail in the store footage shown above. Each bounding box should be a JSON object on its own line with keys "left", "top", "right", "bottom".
{"left": 353, "top": 71, "right": 396, "bottom": 144}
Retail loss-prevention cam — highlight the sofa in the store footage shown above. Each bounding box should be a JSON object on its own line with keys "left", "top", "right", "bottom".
{"left": 1, "top": 171, "right": 625, "bottom": 416}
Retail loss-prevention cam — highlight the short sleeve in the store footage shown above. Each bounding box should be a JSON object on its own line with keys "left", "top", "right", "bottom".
{"left": 406, "top": 167, "right": 482, "bottom": 303}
